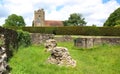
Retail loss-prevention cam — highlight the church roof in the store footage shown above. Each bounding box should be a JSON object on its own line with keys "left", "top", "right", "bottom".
{"left": 45, "top": 20, "right": 64, "bottom": 27}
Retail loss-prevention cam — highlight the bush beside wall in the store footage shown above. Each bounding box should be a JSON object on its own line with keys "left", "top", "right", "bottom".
{"left": 17, "top": 30, "right": 31, "bottom": 47}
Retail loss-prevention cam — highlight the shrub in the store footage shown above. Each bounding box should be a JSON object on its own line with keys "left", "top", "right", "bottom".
{"left": 17, "top": 30, "right": 31, "bottom": 47}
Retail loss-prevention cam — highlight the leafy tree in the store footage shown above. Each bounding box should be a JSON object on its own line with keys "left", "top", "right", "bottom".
{"left": 104, "top": 7, "right": 120, "bottom": 26}
{"left": 115, "top": 20, "right": 120, "bottom": 26}
{"left": 114, "top": 20, "right": 120, "bottom": 27}
{"left": 3, "top": 14, "right": 26, "bottom": 27}
{"left": 63, "top": 13, "right": 87, "bottom": 26}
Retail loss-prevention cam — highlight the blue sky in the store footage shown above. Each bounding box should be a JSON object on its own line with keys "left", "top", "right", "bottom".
{"left": 103, "top": 0, "right": 120, "bottom": 3}
{"left": 0, "top": 0, "right": 120, "bottom": 26}
{"left": 0, "top": 0, "right": 3, "bottom": 4}
{"left": 116, "top": 0, "right": 120, "bottom": 3}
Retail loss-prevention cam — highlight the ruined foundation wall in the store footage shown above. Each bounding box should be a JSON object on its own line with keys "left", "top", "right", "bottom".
{"left": 74, "top": 36, "right": 120, "bottom": 48}
{"left": 30, "top": 33, "right": 54, "bottom": 45}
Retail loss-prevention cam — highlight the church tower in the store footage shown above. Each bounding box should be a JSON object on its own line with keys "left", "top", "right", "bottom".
{"left": 33, "top": 9, "right": 45, "bottom": 27}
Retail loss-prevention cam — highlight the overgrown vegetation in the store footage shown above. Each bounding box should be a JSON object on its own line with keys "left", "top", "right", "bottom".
{"left": 9, "top": 42, "right": 120, "bottom": 74}
{"left": 17, "top": 30, "right": 31, "bottom": 47}
{"left": 0, "top": 27, "right": 31, "bottom": 59}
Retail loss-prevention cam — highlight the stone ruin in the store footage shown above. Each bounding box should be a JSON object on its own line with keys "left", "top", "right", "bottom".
{"left": 31, "top": 33, "right": 54, "bottom": 45}
{"left": 0, "top": 26, "right": 18, "bottom": 59}
{"left": 45, "top": 39, "right": 76, "bottom": 67}
{"left": 0, "top": 34, "right": 11, "bottom": 74}
{"left": 74, "top": 37, "right": 120, "bottom": 49}
{"left": 0, "top": 47, "right": 10, "bottom": 74}
{"left": 54, "top": 35, "right": 73, "bottom": 42}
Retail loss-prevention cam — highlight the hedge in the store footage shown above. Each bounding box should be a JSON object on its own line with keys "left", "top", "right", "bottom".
{"left": 22, "top": 27, "right": 45, "bottom": 33}
{"left": 8, "top": 26, "right": 120, "bottom": 36}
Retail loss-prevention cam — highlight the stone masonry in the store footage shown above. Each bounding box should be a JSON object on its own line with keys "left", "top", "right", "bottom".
{"left": 0, "top": 34, "right": 11, "bottom": 74}
{"left": 45, "top": 39, "right": 76, "bottom": 67}
{"left": 33, "top": 9, "right": 45, "bottom": 27}
{"left": 74, "top": 36, "right": 120, "bottom": 48}
{"left": 31, "top": 33, "right": 54, "bottom": 45}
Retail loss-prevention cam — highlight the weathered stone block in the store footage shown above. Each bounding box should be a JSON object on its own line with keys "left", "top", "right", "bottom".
{"left": 74, "top": 36, "right": 120, "bottom": 48}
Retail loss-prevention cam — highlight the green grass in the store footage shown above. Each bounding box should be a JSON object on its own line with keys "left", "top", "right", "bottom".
{"left": 9, "top": 42, "right": 120, "bottom": 74}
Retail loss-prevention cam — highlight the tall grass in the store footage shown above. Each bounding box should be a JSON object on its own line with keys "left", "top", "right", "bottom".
{"left": 9, "top": 42, "right": 120, "bottom": 74}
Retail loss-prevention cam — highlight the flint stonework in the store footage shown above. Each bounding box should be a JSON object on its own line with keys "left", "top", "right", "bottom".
{"left": 45, "top": 39, "right": 76, "bottom": 67}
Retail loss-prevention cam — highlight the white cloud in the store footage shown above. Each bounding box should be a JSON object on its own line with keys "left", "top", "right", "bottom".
{"left": 0, "top": 17, "right": 6, "bottom": 25}
{"left": 0, "top": 0, "right": 120, "bottom": 26}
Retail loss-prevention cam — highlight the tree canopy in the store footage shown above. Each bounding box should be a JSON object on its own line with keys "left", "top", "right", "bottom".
{"left": 3, "top": 14, "right": 26, "bottom": 27}
{"left": 104, "top": 7, "right": 120, "bottom": 26}
{"left": 63, "top": 13, "right": 87, "bottom": 26}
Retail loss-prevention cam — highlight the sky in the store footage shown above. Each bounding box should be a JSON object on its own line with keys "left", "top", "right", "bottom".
{"left": 0, "top": 0, "right": 120, "bottom": 26}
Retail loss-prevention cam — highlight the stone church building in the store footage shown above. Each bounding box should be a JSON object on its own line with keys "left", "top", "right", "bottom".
{"left": 33, "top": 9, "right": 64, "bottom": 27}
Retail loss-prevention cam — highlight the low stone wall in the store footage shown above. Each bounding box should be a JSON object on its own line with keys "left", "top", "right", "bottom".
{"left": 30, "top": 33, "right": 54, "bottom": 45}
{"left": 54, "top": 35, "right": 73, "bottom": 42}
{"left": 30, "top": 34, "right": 120, "bottom": 48}
{"left": 74, "top": 36, "right": 120, "bottom": 48}
{"left": 30, "top": 34, "right": 74, "bottom": 45}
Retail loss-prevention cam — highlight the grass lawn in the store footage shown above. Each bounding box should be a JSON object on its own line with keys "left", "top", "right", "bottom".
{"left": 9, "top": 42, "right": 120, "bottom": 74}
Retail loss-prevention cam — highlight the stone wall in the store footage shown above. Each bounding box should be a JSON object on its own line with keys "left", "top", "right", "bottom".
{"left": 0, "top": 34, "right": 5, "bottom": 47}
{"left": 74, "top": 36, "right": 120, "bottom": 48}
{"left": 30, "top": 33, "right": 120, "bottom": 49}
{"left": 30, "top": 33, "right": 54, "bottom": 45}
{"left": 0, "top": 27, "right": 18, "bottom": 58}
{"left": 0, "top": 34, "right": 11, "bottom": 74}
{"left": 54, "top": 35, "right": 73, "bottom": 42}
{"left": 30, "top": 34, "right": 74, "bottom": 45}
